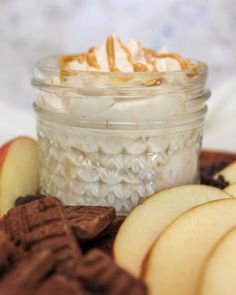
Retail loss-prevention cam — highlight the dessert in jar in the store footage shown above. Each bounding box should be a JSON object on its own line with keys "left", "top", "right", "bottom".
{"left": 32, "top": 35, "right": 210, "bottom": 214}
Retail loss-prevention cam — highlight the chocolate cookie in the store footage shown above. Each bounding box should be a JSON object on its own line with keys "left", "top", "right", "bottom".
{"left": 15, "top": 194, "right": 46, "bottom": 207}
{"left": 81, "top": 216, "right": 126, "bottom": 254}
{"left": 35, "top": 274, "right": 87, "bottom": 295}
{"left": 200, "top": 163, "right": 229, "bottom": 189}
{"left": 0, "top": 231, "right": 23, "bottom": 278}
{"left": 76, "top": 249, "right": 147, "bottom": 295}
{"left": 0, "top": 250, "right": 54, "bottom": 295}
{"left": 0, "top": 197, "right": 82, "bottom": 274}
{"left": 65, "top": 206, "right": 116, "bottom": 241}
{"left": 14, "top": 196, "right": 116, "bottom": 242}
{"left": 97, "top": 216, "right": 126, "bottom": 238}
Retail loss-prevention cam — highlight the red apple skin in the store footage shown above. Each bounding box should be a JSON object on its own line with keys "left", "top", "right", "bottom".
{"left": 0, "top": 136, "right": 39, "bottom": 215}
{"left": 0, "top": 140, "right": 13, "bottom": 169}
{"left": 0, "top": 138, "right": 16, "bottom": 216}
{"left": 0, "top": 137, "right": 34, "bottom": 169}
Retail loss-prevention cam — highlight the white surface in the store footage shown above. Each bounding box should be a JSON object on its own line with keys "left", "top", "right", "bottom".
{"left": 0, "top": 101, "right": 35, "bottom": 143}
{"left": 204, "top": 76, "right": 236, "bottom": 152}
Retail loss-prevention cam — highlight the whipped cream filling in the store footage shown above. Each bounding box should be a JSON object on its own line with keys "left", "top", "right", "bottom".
{"left": 59, "top": 35, "right": 191, "bottom": 73}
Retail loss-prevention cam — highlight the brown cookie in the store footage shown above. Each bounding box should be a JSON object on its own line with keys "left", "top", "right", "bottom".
{"left": 81, "top": 216, "right": 125, "bottom": 254}
{"left": 0, "top": 231, "right": 23, "bottom": 278}
{"left": 200, "top": 163, "right": 229, "bottom": 189}
{"left": 0, "top": 197, "right": 82, "bottom": 275}
{"left": 76, "top": 249, "right": 147, "bottom": 295}
{"left": 35, "top": 274, "right": 87, "bottom": 295}
{"left": 65, "top": 206, "right": 116, "bottom": 241}
{"left": 14, "top": 196, "right": 117, "bottom": 243}
{"left": 0, "top": 197, "right": 61, "bottom": 240}
{"left": 0, "top": 250, "right": 55, "bottom": 295}
{"left": 15, "top": 194, "right": 46, "bottom": 207}
{"left": 97, "top": 216, "right": 126, "bottom": 238}
{"left": 81, "top": 235, "right": 115, "bottom": 255}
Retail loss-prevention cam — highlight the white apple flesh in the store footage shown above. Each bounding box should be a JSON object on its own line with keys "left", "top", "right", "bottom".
{"left": 144, "top": 199, "right": 236, "bottom": 295}
{"left": 199, "top": 226, "right": 236, "bottom": 295}
{"left": 224, "top": 182, "right": 236, "bottom": 197}
{"left": 113, "top": 185, "right": 231, "bottom": 278}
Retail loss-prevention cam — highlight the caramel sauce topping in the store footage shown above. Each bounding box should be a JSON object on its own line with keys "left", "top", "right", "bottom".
{"left": 143, "top": 48, "right": 158, "bottom": 72}
{"left": 59, "top": 37, "right": 191, "bottom": 76}
{"left": 106, "top": 35, "right": 119, "bottom": 72}
{"left": 117, "top": 37, "right": 149, "bottom": 72}
{"left": 149, "top": 51, "right": 191, "bottom": 70}
{"left": 59, "top": 54, "right": 79, "bottom": 70}
{"left": 76, "top": 54, "right": 86, "bottom": 64}
{"left": 133, "top": 63, "right": 148, "bottom": 72}
{"left": 86, "top": 47, "right": 101, "bottom": 70}
{"left": 143, "top": 77, "right": 164, "bottom": 87}
{"left": 59, "top": 54, "right": 77, "bottom": 82}
{"left": 143, "top": 48, "right": 153, "bottom": 63}
{"left": 60, "top": 50, "right": 100, "bottom": 71}
{"left": 117, "top": 37, "right": 133, "bottom": 66}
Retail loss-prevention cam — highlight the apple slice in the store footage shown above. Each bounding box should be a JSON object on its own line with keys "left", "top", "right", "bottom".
{"left": 224, "top": 182, "right": 236, "bottom": 197}
{"left": 199, "top": 227, "right": 236, "bottom": 295}
{"left": 0, "top": 136, "right": 39, "bottom": 214}
{"left": 144, "top": 199, "right": 236, "bottom": 295}
{"left": 113, "top": 185, "right": 230, "bottom": 278}
{"left": 214, "top": 161, "right": 236, "bottom": 184}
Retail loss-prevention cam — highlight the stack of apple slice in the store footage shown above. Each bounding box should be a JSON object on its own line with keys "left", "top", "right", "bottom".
{"left": 144, "top": 199, "right": 236, "bottom": 295}
{"left": 113, "top": 185, "right": 230, "bottom": 278}
{"left": 114, "top": 160, "right": 236, "bottom": 295}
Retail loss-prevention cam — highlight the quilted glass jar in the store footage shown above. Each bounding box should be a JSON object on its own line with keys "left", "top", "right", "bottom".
{"left": 32, "top": 57, "right": 210, "bottom": 214}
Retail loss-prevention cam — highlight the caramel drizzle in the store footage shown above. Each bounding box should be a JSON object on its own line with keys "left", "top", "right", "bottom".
{"left": 60, "top": 49, "right": 100, "bottom": 71}
{"left": 86, "top": 47, "right": 101, "bottom": 70}
{"left": 156, "top": 53, "right": 190, "bottom": 69}
{"left": 59, "top": 54, "right": 79, "bottom": 70}
{"left": 117, "top": 37, "right": 134, "bottom": 71}
{"left": 59, "top": 39, "right": 190, "bottom": 75}
{"left": 117, "top": 37, "right": 132, "bottom": 64}
{"left": 143, "top": 48, "right": 158, "bottom": 72}
{"left": 117, "top": 38, "right": 149, "bottom": 72}
{"left": 143, "top": 77, "right": 164, "bottom": 87}
{"left": 106, "top": 36, "right": 119, "bottom": 72}
{"left": 133, "top": 63, "right": 148, "bottom": 72}
{"left": 59, "top": 54, "right": 77, "bottom": 82}
{"left": 148, "top": 50, "right": 191, "bottom": 70}
{"left": 76, "top": 54, "right": 86, "bottom": 64}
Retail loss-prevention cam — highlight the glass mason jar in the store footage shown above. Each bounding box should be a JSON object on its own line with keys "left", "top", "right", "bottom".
{"left": 32, "top": 57, "right": 210, "bottom": 214}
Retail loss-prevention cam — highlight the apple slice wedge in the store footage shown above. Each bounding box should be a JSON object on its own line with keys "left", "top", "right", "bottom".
{"left": 224, "top": 182, "right": 236, "bottom": 197}
{"left": 144, "top": 199, "right": 236, "bottom": 295}
{"left": 214, "top": 161, "right": 236, "bottom": 184}
{"left": 0, "top": 136, "right": 39, "bottom": 214}
{"left": 113, "top": 185, "right": 230, "bottom": 278}
{"left": 198, "top": 226, "right": 236, "bottom": 295}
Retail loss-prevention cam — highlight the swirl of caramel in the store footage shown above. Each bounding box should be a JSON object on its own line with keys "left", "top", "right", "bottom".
{"left": 59, "top": 35, "right": 192, "bottom": 73}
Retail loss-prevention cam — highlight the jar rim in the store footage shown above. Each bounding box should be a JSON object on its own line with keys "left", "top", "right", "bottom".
{"left": 32, "top": 56, "right": 209, "bottom": 97}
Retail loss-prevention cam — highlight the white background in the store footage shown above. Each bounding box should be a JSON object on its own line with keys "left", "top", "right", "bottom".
{"left": 0, "top": 0, "right": 236, "bottom": 151}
